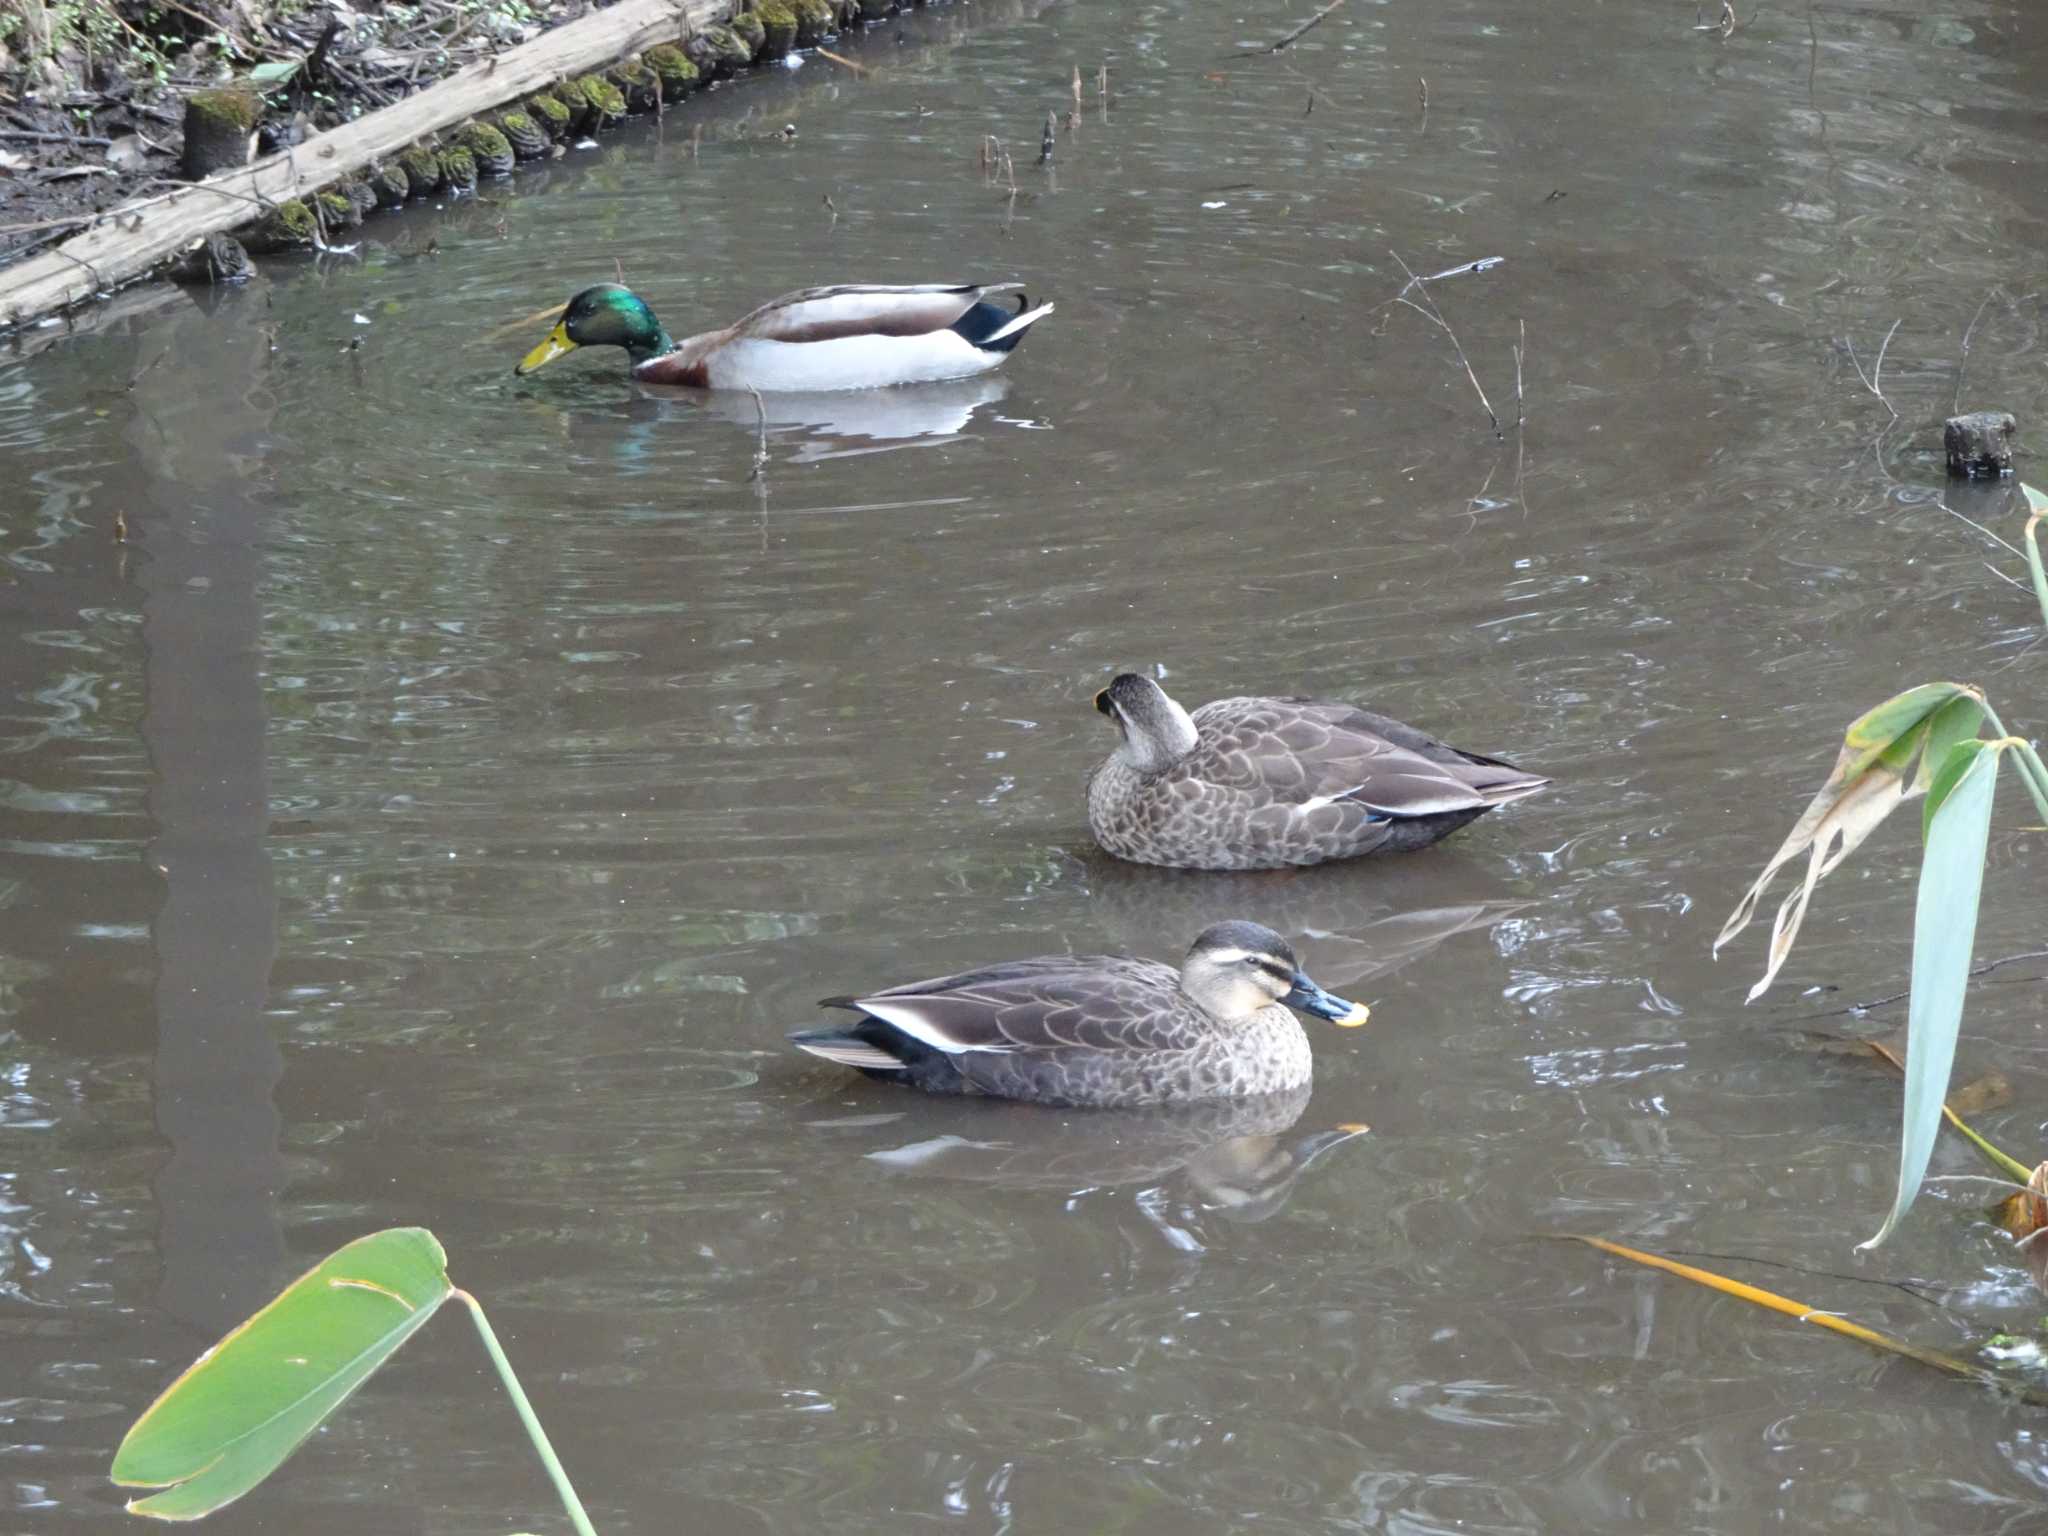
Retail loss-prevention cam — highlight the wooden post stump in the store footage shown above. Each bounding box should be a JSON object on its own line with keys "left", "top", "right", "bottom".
{"left": 182, "top": 88, "right": 261, "bottom": 180}
{"left": 1945, "top": 411, "right": 2016, "bottom": 479}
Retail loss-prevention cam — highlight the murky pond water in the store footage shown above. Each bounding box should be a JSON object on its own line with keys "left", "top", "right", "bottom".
{"left": 9, "top": 0, "right": 2048, "bottom": 1529}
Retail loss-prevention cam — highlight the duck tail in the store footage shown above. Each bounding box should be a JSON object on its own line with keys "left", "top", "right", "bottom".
{"left": 789, "top": 1025, "right": 910, "bottom": 1073}
{"left": 1467, "top": 763, "right": 1551, "bottom": 807}
{"left": 950, "top": 297, "right": 1056, "bottom": 354}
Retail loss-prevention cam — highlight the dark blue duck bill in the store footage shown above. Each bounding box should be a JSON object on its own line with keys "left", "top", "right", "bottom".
{"left": 1282, "top": 973, "right": 1371, "bottom": 1027}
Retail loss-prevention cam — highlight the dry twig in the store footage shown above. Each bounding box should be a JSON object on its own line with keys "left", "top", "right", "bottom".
{"left": 1384, "top": 249, "right": 1504, "bottom": 439}
{"left": 1844, "top": 318, "right": 1901, "bottom": 419}
{"left": 1235, "top": 0, "right": 1345, "bottom": 57}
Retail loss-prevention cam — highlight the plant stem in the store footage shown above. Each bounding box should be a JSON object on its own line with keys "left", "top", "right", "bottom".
{"left": 2014, "top": 742, "right": 2048, "bottom": 828}
{"left": 1977, "top": 708, "right": 2048, "bottom": 826}
{"left": 2024, "top": 512, "right": 2048, "bottom": 631}
{"left": 1944, "top": 1107, "right": 2034, "bottom": 1183}
{"left": 455, "top": 1290, "right": 599, "bottom": 1536}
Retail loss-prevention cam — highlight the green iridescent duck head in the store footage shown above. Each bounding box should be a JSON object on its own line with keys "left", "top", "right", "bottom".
{"left": 515, "top": 284, "right": 675, "bottom": 374}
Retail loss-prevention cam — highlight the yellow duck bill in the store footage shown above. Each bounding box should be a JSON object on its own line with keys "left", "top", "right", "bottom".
{"left": 516, "top": 322, "right": 578, "bottom": 375}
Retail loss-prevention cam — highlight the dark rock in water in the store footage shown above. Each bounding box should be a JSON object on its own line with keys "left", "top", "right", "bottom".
{"left": 610, "top": 59, "right": 661, "bottom": 114}
{"left": 685, "top": 24, "right": 752, "bottom": 77}
{"left": 525, "top": 91, "right": 574, "bottom": 139}
{"left": 575, "top": 72, "right": 627, "bottom": 126}
{"left": 244, "top": 199, "right": 314, "bottom": 252}
{"left": 1945, "top": 411, "right": 2017, "bottom": 479}
{"left": 497, "top": 110, "right": 550, "bottom": 159}
{"left": 645, "top": 44, "right": 702, "bottom": 101}
{"left": 314, "top": 188, "right": 358, "bottom": 230}
{"left": 727, "top": 9, "right": 767, "bottom": 56}
{"left": 858, "top": 0, "right": 894, "bottom": 20}
{"left": 754, "top": 1, "right": 798, "bottom": 59}
{"left": 399, "top": 143, "right": 442, "bottom": 194}
{"left": 836, "top": 0, "right": 864, "bottom": 29}
{"left": 789, "top": 0, "right": 835, "bottom": 46}
{"left": 438, "top": 145, "right": 479, "bottom": 193}
{"left": 456, "top": 120, "right": 515, "bottom": 176}
{"left": 171, "top": 232, "right": 254, "bottom": 284}
{"left": 182, "top": 87, "right": 260, "bottom": 180}
{"left": 371, "top": 162, "right": 410, "bottom": 207}
{"left": 338, "top": 176, "right": 380, "bottom": 220}
{"left": 550, "top": 76, "right": 597, "bottom": 133}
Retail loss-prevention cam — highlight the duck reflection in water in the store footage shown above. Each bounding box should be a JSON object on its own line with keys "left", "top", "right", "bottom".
{"left": 825, "top": 1084, "right": 1367, "bottom": 1242}
{"left": 1079, "top": 855, "right": 1531, "bottom": 995}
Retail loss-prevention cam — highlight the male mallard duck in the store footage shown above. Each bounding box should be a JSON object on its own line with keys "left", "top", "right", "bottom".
{"left": 787, "top": 920, "right": 1368, "bottom": 1107}
{"left": 514, "top": 281, "right": 1053, "bottom": 390}
{"left": 1088, "top": 673, "right": 1549, "bottom": 870}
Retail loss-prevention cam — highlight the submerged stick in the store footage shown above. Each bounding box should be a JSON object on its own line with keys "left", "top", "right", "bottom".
{"left": 1235, "top": 0, "right": 1345, "bottom": 57}
{"left": 1560, "top": 1234, "right": 2048, "bottom": 1404}
{"left": 1844, "top": 318, "right": 1901, "bottom": 419}
{"left": 1385, "top": 249, "right": 1503, "bottom": 439}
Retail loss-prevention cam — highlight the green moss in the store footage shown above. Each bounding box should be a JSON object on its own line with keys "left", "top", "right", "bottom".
{"left": 701, "top": 23, "right": 752, "bottom": 73}
{"left": 313, "top": 188, "right": 357, "bottom": 228}
{"left": 525, "top": 90, "right": 573, "bottom": 137}
{"left": 437, "top": 144, "right": 478, "bottom": 191}
{"left": 727, "top": 9, "right": 766, "bottom": 55}
{"left": 753, "top": 0, "right": 797, "bottom": 58}
{"left": 399, "top": 143, "right": 442, "bottom": 191}
{"left": 575, "top": 73, "right": 626, "bottom": 124}
{"left": 789, "top": 0, "right": 833, "bottom": 45}
{"left": 336, "top": 176, "right": 379, "bottom": 219}
{"left": 645, "top": 43, "right": 702, "bottom": 100}
{"left": 609, "top": 59, "right": 660, "bottom": 113}
{"left": 456, "top": 120, "right": 514, "bottom": 174}
{"left": 247, "top": 197, "right": 314, "bottom": 250}
{"left": 189, "top": 86, "right": 260, "bottom": 132}
{"left": 497, "top": 109, "right": 548, "bottom": 159}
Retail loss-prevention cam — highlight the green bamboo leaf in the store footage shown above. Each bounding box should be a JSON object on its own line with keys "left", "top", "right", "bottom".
{"left": 1862, "top": 744, "right": 2002, "bottom": 1249}
{"left": 248, "top": 58, "right": 301, "bottom": 85}
{"left": 1838, "top": 683, "right": 1975, "bottom": 786}
{"left": 1922, "top": 736, "right": 1993, "bottom": 839}
{"left": 2022, "top": 483, "right": 2048, "bottom": 631}
{"left": 112, "top": 1229, "right": 451, "bottom": 1520}
{"left": 1912, "top": 695, "right": 1987, "bottom": 797}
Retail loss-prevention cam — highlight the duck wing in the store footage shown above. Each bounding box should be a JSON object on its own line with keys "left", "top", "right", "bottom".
{"left": 826, "top": 954, "right": 1195, "bottom": 1057}
{"left": 723, "top": 282, "right": 1025, "bottom": 343}
{"left": 1194, "top": 696, "right": 1548, "bottom": 820}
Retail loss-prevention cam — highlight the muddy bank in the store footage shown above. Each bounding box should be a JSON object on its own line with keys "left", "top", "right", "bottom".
{"left": 2, "top": 0, "right": 646, "bottom": 266}
{"left": 1, "top": 0, "right": 890, "bottom": 325}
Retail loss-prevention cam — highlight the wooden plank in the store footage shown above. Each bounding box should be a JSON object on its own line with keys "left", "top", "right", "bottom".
{"left": 0, "top": 0, "right": 721, "bottom": 329}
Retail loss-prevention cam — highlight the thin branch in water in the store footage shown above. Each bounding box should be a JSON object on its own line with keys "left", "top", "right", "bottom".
{"left": 1234, "top": 0, "right": 1345, "bottom": 57}
{"left": 1513, "top": 316, "right": 1526, "bottom": 434}
{"left": 1384, "top": 249, "right": 1503, "bottom": 439}
{"left": 814, "top": 47, "right": 868, "bottom": 74}
{"left": 748, "top": 388, "right": 769, "bottom": 480}
{"left": 1871, "top": 316, "right": 1899, "bottom": 400}
{"left": 1038, "top": 111, "right": 1056, "bottom": 167}
{"left": 1951, "top": 288, "right": 2013, "bottom": 414}
{"left": 1935, "top": 497, "right": 2028, "bottom": 560}
{"left": 1843, "top": 319, "right": 1901, "bottom": 419}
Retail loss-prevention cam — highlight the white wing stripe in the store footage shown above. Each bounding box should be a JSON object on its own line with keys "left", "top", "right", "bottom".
{"left": 858, "top": 998, "right": 1021, "bottom": 1054}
